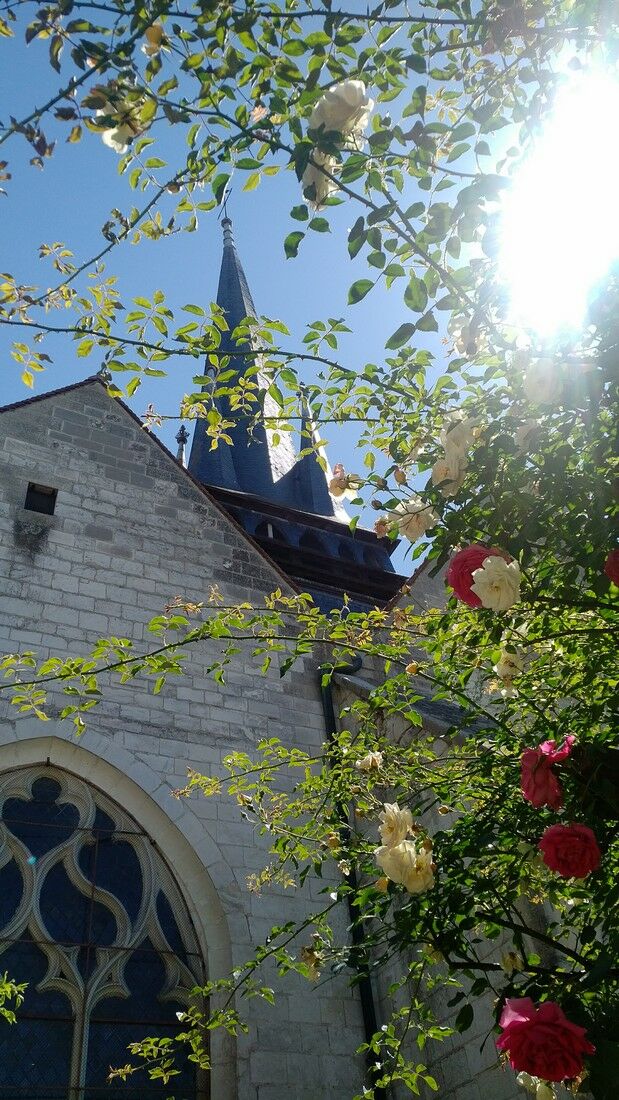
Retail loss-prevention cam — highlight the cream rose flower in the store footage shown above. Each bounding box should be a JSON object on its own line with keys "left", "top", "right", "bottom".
{"left": 309, "top": 79, "right": 373, "bottom": 141}
{"left": 500, "top": 950, "right": 524, "bottom": 976}
{"left": 389, "top": 494, "right": 439, "bottom": 543}
{"left": 302, "top": 150, "right": 339, "bottom": 206}
{"left": 378, "top": 801, "right": 413, "bottom": 847}
{"left": 374, "top": 838, "right": 435, "bottom": 894}
{"left": 142, "top": 24, "right": 165, "bottom": 57}
{"left": 355, "top": 751, "right": 383, "bottom": 772}
{"left": 523, "top": 357, "right": 562, "bottom": 404}
{"left": 471, "top": 556, "right": 521, "bottom": 611}
{"left": 431, "top": 451, "right": 467, "bottom": 498}
{"left": 100, "top": 123, "right": 138, "bottom": 154}
{"left": 439, "top": 413, "right": 478, "bottom": 456}
{"left": 494, "top": 647, "right": 524, "bottom": 682}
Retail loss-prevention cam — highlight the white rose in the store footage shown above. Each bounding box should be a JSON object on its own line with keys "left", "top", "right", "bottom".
{"left": 374, "top": 839, "right": 435, "bottom": 894}
{"left": 471, "top": 556, "right": 521, "bottom": 611}
{"left": 355, "top": 751, "right": 383, "bottom": 772}
{"left": 431, "top": 450, "right": 467, "bottom": 498}
{"left": 514, "top": 418, "right": 538, "bottom": 453}
{"left": 100, "top": 123, "right": 136, "bottom": 154}
{"left": 523, "top": 357, "right": 562, "bottom": 404}
{"left": 309, "top": 79, "right": 373, "bottom": 141}
{"left": 378, "top": 801, "right": 413, "bottom": 847}
{"left": 500, "top": 950, "right": 524, "bottom": 976}
{"left": 439, "top": 413, "right": 478, "bottom": 456}
{"left": 389, "top": 495, "right": 439, "bottom": 543}
{"left": 494, "top": 647, "right": 524, "bottom": 682}
{"left": 511, "top": 347, "right": 532, "bottom": 371}
{"left": 302, "top": 150, "right": 339, "bottom": 206}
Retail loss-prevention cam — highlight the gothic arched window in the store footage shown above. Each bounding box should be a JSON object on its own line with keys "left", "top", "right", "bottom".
{"left": 0, "top": 766, "right": 206, "bottom": 1099}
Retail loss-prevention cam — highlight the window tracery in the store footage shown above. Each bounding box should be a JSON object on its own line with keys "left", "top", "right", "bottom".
{"left": 0, "top": 766, "right": 205, "bottom": 1099}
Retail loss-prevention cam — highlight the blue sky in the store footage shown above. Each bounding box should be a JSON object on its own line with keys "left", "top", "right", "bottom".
{"left": 1, "top": 26, "right": 446, "bottom": 572}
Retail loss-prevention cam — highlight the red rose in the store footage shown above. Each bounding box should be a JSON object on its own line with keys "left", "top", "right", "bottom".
{"left": 496, "top": 998, "right": 595, "bottom": 1081}
{"left": 446, "top": 545, "right": 506, "bottom": 607}
{"left": 538, "top": 823, "right": 601, "bottom": 878}
{"left": 604, "top": 549, "right": 619, "bottom": 585}
{"left": 520, "top": 736, "right": 575, "bottom": 809}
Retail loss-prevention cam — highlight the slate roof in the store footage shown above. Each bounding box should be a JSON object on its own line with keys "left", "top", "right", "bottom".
{"left": 187, "top": 218, "right": 344, "bottom": 517}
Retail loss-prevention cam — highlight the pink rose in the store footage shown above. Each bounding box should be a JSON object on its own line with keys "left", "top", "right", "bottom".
{"left": 604, "top": 549, "right": 619, "bottom": 585}
{"left": 520, "top": 736, "right": 575, "bottom": 809}
{"left": 446, "top": 545, "right": 507, "bottom": 607}
{"left": 538, "top": 823, "right": 601, "bottom": 878}
{"left": 496, "top": 998, "right": 595, "bottom": 1081}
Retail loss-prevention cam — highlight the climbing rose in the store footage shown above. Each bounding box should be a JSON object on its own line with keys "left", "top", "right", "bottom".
{"left": 374, "top": 838, "right": 435, "bottom": 894}
{"left": 520, "top": 736, "right": 575, "bottom": 810}
{"left": 471, "top": 555, "right": 521, "bottom": 611}
{"left": 538, "top": 824, "right": 601, "bottom": 879}
{"left": 494, "top": 647, "right": 524, "bottom": 697}
{"left": 439, "top": 412, "right": 478, "bottom": 456}
{"left": 378, "top": 802, "right": 413, "bottom": 847}
{"left": 355, "top": 751, "right": 383, "bottom": 772}
{"left": 302, "top": 150, "right": 339, "bottom": 207}
{"left": 431, "top": 450, "right": 467, "bottom": 498}
{"left": 496, "top": 998, "right": 595, "bottom": 1081}
{"left": 523, "top": 357, "right": 562, "bottom": 404}
{"left": 309, "top": 79, "right": 373, "bottom": 141}
{"left": 389, "top": 495, "right": 439, "bottom": 543}
{"left": 604, "top": 548, "right": 619, "bottom": 584}
{"left": 447, "top": 545, "right": 506, "bottom": 607}
{"left": 142, "top": 24, "right": 165, "bottom": 56}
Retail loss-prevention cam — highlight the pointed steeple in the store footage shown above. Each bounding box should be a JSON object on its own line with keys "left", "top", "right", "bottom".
{"left": 277, "top": 393, "right": 347, "bottom": 520}
{"left": 187, "top": 217, "right": 297, "bottom": 496}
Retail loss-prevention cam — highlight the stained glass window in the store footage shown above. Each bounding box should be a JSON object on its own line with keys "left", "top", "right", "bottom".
{"left": 0, "top": 766, "right": 206, "bottom": 1099}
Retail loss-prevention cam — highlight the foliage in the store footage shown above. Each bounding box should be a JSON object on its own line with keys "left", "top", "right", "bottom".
{"left": 1, "top": 1, "right": 618, "bottom": 1097}
{"left": 0, "top": 972, "right": 27, "bottom": 1025}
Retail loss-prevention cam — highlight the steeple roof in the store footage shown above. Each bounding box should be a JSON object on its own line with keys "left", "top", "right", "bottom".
{"left": 277, "top": 394, "right": 348, "bottom": 521}
{"left": 187, "top": 217, "right": 342, "bottom": 517}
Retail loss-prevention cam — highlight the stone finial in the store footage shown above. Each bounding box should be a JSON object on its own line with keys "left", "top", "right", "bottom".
{"left": 221, "top": 216, "right": 234, "bottom": 245}
{"left": 176, "top": 424, "right": 189, "bottom": 466}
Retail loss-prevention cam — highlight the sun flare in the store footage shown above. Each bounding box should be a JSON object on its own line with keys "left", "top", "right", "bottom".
{"left": 500, "top": 69, "right": 619, "bottom": 338}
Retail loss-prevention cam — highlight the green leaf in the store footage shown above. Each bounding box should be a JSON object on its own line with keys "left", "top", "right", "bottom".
{"left": 308, "top": 217, "right": 329, "bottom": 233}
{"left": 416, "top": 310, "right": 438, "bottom": 332}
{"left": 284, "top": 231, "right": 304, "bottom": 259}
{"left": 347, "top": 279, "right": 373, "bottom": 305}
{"left": 455, "top": 1004, "right": 474, "bottom": 1033}
{"left": 243, "top": 171, "right": 261, "bottom": 192}
{"left": 385, "top": 323, "right": 415, "bottom": 350}
{"left": 406, "top": 53, "right": 426, "bottom": 73}
{"left": 290, "top": 204, "right": 309, "bottom": 221}
{"left": 211, "top": 173, "right": 230, "bottom": 203}
{"left": 404, "top": 275, "right": 428, "bottom": 313}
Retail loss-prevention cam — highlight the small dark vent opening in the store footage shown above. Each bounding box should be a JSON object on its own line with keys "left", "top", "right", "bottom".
{"left": 25, "top": 483, "right": 57, "bottom": 516}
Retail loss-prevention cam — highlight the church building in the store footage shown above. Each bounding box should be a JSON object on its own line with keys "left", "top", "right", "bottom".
{"left": 0, "top": 221, "right": 518, "bottom": 1099}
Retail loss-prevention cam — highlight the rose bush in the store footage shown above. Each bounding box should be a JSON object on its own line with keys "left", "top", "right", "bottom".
{"left": 374, "top": 838, "right": 435, "bottom": 894}
{"left": 497, "top": 998, "right": 595, "bottom": 1081}
{"left": 538, "top": 823, "right": 601, "bottom": 879}
{"left": 446, "top": 545, "right": 507, "bottom": 607}
{"left": 520, "top": 737, "right": 575, "bottom": 809}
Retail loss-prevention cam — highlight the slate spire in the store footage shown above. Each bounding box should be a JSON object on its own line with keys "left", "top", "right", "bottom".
{"left": 187, "top": 217, "right": 297, "bottom": 496}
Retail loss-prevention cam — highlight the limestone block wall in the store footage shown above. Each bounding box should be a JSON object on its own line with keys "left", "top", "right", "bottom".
{"left": 0, "top": 380, "right": 366, "bottom": 1100}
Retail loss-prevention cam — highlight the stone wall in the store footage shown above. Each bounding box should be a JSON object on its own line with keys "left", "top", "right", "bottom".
{"left": 0, "top": 380, "right": 366, "bottom": 1100}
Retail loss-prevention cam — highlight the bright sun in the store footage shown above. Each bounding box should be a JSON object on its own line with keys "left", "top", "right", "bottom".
{"left": 500, "top": 69, "right": 619, "bottom": 338}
